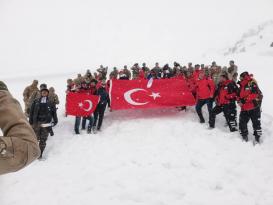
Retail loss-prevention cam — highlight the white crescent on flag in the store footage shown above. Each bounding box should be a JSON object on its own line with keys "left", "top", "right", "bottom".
{"left": 124, "top": 89, "right": 149, "bottom": 106}
{"left": 83, "top": 100, "right": 93, "bottom": 111}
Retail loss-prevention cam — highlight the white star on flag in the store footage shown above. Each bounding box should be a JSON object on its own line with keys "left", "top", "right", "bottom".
{"left": 149, "top": 92, "right": 161, "bottom": 100}
{"left": 78, "top": 102, "right": 83, "bottom": 108}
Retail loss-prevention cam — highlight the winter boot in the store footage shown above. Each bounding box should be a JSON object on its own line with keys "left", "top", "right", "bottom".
{"left": 97, "top": 126, "right": 101, "bottom": 132}
{"left": 242, "top": 135, "right": 248, "bottom": 142}
{"left": 254, "top": 130, "right": 262, "bottom": 144}
{"left": 197, "top": 111, "right": 205, "bottom": 123}
{"left": 87, "top": 125, "right": 92, "bottom": 134}
{"left": 200, "top": 119, "right": 205, "bottom": 123}
{"left": 38, "top": 147, "right": 44, "bottom": 159}
{"left": 92, "top": 127, "right": 97, "bottom": 134}
{"left": 209, "top": 124, "right": 214, "bottom": 129}
{"left": 255, "top": 136, "right": 260, "bottom": 144}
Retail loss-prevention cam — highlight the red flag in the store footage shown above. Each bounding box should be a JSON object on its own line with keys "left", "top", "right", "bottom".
{"left": 110, "top": 78, "right": 195, "bottom": 110}
{"left": 66, "top": 92, "right": 100, "bottom": 116}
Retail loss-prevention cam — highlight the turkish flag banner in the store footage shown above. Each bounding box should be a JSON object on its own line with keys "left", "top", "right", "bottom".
{"left": 110, "top": 79, "right": 196, "bottom": 110}
{"left": 66, "top": 92, "right": 100, "bottom": 116}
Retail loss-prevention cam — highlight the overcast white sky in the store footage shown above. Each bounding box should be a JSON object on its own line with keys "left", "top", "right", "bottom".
{"left": 0, "top": 0, "right": 273, "bottom": 76}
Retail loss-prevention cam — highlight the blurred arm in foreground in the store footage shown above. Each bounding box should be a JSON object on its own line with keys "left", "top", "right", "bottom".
{"left": 0, "top": 81, "right": 40, "bottom": 175}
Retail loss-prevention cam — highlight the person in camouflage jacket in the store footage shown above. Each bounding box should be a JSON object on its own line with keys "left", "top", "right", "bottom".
{"left": 0, "top": 81, "right": 40, "bottom": 175}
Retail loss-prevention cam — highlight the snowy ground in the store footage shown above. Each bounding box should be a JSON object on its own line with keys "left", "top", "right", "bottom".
{"left": 1, "top": 1, "right": 273, "bottom": 204}
{"left": 1, "top": 54, "right": 273, "bottom": 205}
{"left": 1, "top": 106, "right": 273, "bottom": 205}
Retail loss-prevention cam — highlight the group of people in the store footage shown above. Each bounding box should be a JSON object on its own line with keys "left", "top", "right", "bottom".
{"left": 67, "top": 61, "right": 237, "bottom": 83}
{"left": 66, "top": 75, "right": 110, "bottom": 135}
{"left": 0, "top": 61, "right": 263, "bottom": 175}
{"left": 66, "top": 61, "right": 263, "bottom": 144}
{"left": 20, "top": 60, "right": 263, "bottom": 159}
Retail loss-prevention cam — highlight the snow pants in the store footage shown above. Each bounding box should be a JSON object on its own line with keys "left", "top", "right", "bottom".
{"left": 33, "top": 124, "right": 49, "bottom": 157}
{"left": 195, "top": 98, "right": 213, "bottom": 122}
{"left": 239, "top": 107, "right": 262, "bottom": 142}
{"left": 93, "top": 103, "right": 107, "bottom": 130}
{"left": 82, "top": 116, "right": 94, "bottom": 131}
{"left": 209, "top": 102, "right": 237, "bottom": 131}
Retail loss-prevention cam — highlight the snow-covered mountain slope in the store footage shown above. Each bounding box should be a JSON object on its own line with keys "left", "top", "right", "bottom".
{"left": 204, "top": 21, "right": 273, "bottom": 117}
{"left": 223, "top": 20, "right": 273, "bottom": 56}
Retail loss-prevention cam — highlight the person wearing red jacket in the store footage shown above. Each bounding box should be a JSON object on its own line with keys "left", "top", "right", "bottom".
{"left": 209, "top": 74, "right": 238, "bottom": 131}
{"left": 193, "top": 64, "right": 201, "bottom": 81}
{"left": 238, "top": 72, "right": 263, "bottom": 143}
{"left": 195, "top": 71, "right": 215, "bottom": 123}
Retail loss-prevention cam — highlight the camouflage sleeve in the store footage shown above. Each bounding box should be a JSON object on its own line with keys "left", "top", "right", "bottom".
{"left": 55, "top": 94, "right": 60, "bottom": 105}
{"left": 29, "top": 99, "right": 36, "bottom": 125}
{"left": 0, "top": 81, "right": 40, "bottom": 175}
{"left": 28, "top": 91, "right": 37, "bottom": 109}
{"left": 23, "top": 86, "right": 29, "bottom": 100}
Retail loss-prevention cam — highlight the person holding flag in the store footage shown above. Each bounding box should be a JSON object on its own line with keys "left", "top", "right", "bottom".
{"left": 82, "top": 79, "right": 97, "bottom": 133}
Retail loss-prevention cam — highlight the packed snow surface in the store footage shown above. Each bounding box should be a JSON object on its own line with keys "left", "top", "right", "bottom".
{"left": 1, "top": 54, "right": 273, "bottom": 205}
{"left": 1, "top": 0, "right": 273, "bottom": 204}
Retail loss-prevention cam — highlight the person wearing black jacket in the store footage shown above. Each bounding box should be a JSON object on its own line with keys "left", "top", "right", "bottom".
{"left": 29, "top": 86, "right": 58, "bottom": 159}
{"left": 93, "top": 81, "right": 110, "bottom": 132}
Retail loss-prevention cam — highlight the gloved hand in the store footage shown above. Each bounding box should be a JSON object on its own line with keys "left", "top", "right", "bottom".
{"left": 52, "top": 121, "right": 58, "bottom": 127}
{"left": 0, "top": 81, "right": 8, "bottom": 91}
{"left": 49, "top": 127, "right": 54, "bottom": 136}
